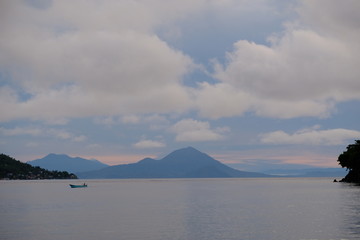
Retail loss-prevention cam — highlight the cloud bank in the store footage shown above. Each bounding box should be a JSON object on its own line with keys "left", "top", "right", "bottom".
{"left": 0, "top": 0, "right": 359, "bottom": 124}
{"left": 196, "top": 0, "right": 360, "bottom": 119}
{"left": 0, "top": 0, "right": 197, "bottom": 122}
{"left": 0, "top": 126, "right": 86, "bottom": 142}
{"left": 133, "top": 139, "right": 165, "bottom": 149}
{"left": 0, "top": 0, "right": 359, "bottom": 157}
{"left": 261, "top": 126, "right": 360, "bottom": 146}
{"left": 170, "top": 118, "right": 229, "bottom": 142}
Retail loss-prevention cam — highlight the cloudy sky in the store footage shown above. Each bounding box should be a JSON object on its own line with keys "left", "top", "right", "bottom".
{"left": 1, "top": 0, "right": 359, "bottom": 169}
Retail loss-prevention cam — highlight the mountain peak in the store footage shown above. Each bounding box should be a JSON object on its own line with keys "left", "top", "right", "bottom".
{"left": 184, "top": 146, "right": 198, "bottom": 150}
{"left": 187, "top": 146, "right": 201, "bottom": 150}
{"left": 28, "top": 154, "right": 108, "bottom": 173}
{"left": 137, "top": 157, "right": 156, "bottom": 164}
{"left": 167, "top": 146, "right": 205, "bottom": 155}
{"left": 77, "top": 147, "right": 270, "bottom": 179}
{"left": 160, "top": 146, "right": 216, "bottom": 165}
{"left": 46, "top": 153, "right": 64, "bottom": 157}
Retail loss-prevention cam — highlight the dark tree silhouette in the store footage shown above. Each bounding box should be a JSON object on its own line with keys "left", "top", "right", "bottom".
{"left": 338, "top": 140, "right": 360, "bottom": 183}
{"left": 0, "top": 154, "right": 77, "bottom": 180}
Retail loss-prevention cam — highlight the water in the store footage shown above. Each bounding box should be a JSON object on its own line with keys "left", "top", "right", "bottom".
{"left": 1, "top": 178, "right": 360, "bottom": 240}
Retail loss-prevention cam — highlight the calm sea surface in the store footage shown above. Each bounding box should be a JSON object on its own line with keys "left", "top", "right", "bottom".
{"left": 1, "top": 178, "right": 360, "bottom": 240}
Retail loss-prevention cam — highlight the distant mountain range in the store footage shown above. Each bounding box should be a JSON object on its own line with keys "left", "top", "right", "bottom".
{"left": 27, "top": 147, "right": 346, "bottom": 179}
{"left": 261, "top": 167, "right": 346, "bottom": 177}
{"left": 28, "top": 154, "right": 109, "bottom": 173}
{"left": 77, "top": 147, "right": 270, "bottom": 179}
{"left": 228, "top": 161, "right": 346, "bottom": 177}
{"left": 1, "top": 154, "right": 76, "bottom": 180}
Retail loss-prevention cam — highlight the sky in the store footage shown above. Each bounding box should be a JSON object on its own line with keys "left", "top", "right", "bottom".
{"left": 1, "top": 0, "right": 360, "bottom": 170}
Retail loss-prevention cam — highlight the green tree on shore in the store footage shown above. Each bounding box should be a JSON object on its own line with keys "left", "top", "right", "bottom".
{"left": 338, "top": 140, "right": 360, "bottom": 183}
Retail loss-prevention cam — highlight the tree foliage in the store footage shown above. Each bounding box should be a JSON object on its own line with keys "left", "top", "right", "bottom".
{"left": 0, "top": 154, "right": 77, "bottom": 180}
{"left": 338, "top": 140, "right": 360, "bottom": 170}
{"left": 337, "top": 140, "right": 360, "bottom": 182}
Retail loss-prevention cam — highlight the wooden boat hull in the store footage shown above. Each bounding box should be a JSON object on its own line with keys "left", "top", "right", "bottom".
{"left": 69, "top": 184, "right": 87, "bottom": 188}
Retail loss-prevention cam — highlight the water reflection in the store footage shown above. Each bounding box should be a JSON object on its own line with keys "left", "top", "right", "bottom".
{"left": 339, "top": 183, "right": 360, "bottom": 239}
{"left": 2, "top": 179, "right": 360, "bottom": 240}
{"left": 180, "top": 178, "right": 357, "bottom": 240}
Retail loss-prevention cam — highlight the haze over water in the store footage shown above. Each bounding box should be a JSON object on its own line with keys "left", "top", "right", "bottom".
{"left": 1, "top": 178, "right": 360, "bottom": 240}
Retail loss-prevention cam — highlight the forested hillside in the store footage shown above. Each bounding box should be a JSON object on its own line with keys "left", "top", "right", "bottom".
{"left": 0, "top": 154, "right": 77, "bottom": 180}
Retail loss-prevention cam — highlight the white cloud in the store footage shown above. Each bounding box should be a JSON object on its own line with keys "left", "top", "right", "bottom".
{"left": 252, "top": 98, "right": 335, "bottom": 119}
{"left": 121, "top": 115, "right": 141, "bottom": 124}
{"left": 72, "top": 135, "right": 87, "bottom": 142}
{"left": 260, "top": 126, "right": 360, "bottom": 145}
{"left": 298, "top": 0, "right": 360, "bottom": 42}
{"left": 170, "top": 118, "right": 229, "bottom": 142}
{"left": 46, "top": 128, "right": 87, "bottom": 142}
{"left": 47, "top": 128, "right": 72, "bottom": 140}
{"left": 0, "top": 0, "right": 359, "bottom": 123}
{"left": 144, "top": 114, "right": 171, "bottom": 130}
{"left": 0, "top": 0, "right": 196, "bottom": 122}
{"left": 0, "top": 126, "right": 86, "bottom": 142}
{"left": 94, "top": 115, "right": 141, "bottom": 126}
{"left": 195, "top": 0, "right": 360, "bottom": 119}
{"left": 194, "top": 82, "right": 252, "bottom": 119}
{"left": 0, "top": 127, "right": 42, "bottom": 136}
{"left": 44, "top": 118, "right": 69, "bottom": 126}
{"left": 133, "top": 139, "right": 165, "bottom": 149}
{"left": 94, "top": 116, "right": 117, "bottom": 126}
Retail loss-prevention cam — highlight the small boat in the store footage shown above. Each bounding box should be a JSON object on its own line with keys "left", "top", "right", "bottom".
{"left": 69, "top": 183, "right": 87, "bottom": 188}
